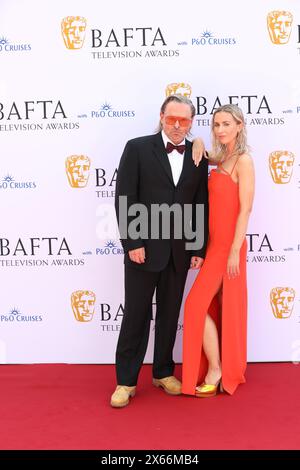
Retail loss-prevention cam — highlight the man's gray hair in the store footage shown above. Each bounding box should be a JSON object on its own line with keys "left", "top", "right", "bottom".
{"left": 160, "top": 94, "right": 196, "bottom": 117}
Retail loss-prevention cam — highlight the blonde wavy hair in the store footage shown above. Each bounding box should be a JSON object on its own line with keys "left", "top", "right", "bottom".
{"left": 211, "top": 104, "right": 250, "bottom": 161}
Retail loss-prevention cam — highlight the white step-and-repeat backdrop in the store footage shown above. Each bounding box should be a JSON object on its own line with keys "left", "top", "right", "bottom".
{"left": 0, "top": 0, "right": 299, "bottom": 364}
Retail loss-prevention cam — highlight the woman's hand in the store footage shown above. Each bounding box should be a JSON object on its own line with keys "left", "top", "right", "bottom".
{"left": 192, "top": 138, "right": 206, "bottom": 167}
{"left": 227, "top": 248, "right": 240, "bottom": 279}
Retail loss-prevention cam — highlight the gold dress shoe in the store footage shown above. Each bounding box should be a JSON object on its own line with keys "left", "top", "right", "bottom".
{"left": 195, "top": 379, "right": 223, "bottom": 398}
{"left": 153, "top": 376, "right": 181, "bottom": 395}
{"left": 110, "top": 385, "right": 136, "bottom": 408}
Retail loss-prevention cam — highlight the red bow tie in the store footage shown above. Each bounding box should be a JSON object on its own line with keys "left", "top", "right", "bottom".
{"left": 166, "top": 142, "right": 186, "bottom": 154}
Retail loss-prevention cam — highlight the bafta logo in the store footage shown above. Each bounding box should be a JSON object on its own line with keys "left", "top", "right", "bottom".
{"left": 270, "top": 287, "right": 295, "bottom": 319}
{"left": 71, "top": 290, "right": 96, "bottom": 322}
{"left": 267, "top": 11, "right": 293, "bottom": 45}
{"left": 269, "top": 151, "right": 295, "bottom": 184}
{"left": 61, "top": 16, "right": 87, "bottom": 49}
{"left": 66, "top": 155, "right": 91, "bottom": 188}
{"left": 165, "top": 83, "right": 192, "bottom": 98}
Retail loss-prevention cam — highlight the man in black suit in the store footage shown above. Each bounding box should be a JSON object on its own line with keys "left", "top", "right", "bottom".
{"left": 111, "top": 94, "right": 208, "bottom": 407}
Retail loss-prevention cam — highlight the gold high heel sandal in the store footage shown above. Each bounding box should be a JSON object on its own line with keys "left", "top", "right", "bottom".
{"left": 195, "top": 379, "right": 223, "bottom": 398}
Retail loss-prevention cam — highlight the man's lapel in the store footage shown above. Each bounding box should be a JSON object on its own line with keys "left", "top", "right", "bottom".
{"left": 177, "top": 139, "right": 193, "bottom": 187}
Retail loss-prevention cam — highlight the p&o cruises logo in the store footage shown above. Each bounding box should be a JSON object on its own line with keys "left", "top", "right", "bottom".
{"left": 191, "top": 30, "right": 236, "bottom": 46}
{"left": 0, "top": 36, "right": 31, "bottom": 53}
{"left": 0, "top": 174, "right": 37, "bottom": 190}
{"left": 89, "top": 103, "right": 135, "bottom": 119}
{"left": 1, "top": 308, "right": 43, "bottom": 323}
{"left": 96, "top": 240, "right": 124, "bottom": 256}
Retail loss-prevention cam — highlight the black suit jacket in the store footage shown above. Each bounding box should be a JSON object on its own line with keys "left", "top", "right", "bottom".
{"left": 115, "top": 132, "right": 208, "bottom": 272}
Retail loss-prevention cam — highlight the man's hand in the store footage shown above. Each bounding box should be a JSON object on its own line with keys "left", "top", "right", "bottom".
{"left": 190, "top": 256, "right": 204, "bottom": 269}
{"left": 129, "top": 247, "right": 146, "bottom": 264}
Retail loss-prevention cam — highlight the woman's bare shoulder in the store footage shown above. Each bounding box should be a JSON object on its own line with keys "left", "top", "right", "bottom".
{"left": 237, "top": 153, "right": 254, "bottom": 166}
{"left": 236, "top": 154, "right": 255, "bottom": 178}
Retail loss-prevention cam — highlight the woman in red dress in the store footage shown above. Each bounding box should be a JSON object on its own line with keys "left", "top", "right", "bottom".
{"left": 182, "top": 104, "right": 255, "bottom": 397}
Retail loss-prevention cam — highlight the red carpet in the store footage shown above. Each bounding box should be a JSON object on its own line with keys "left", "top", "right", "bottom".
{"left": 0, "top": 363, "right": 299, "bottom": 450}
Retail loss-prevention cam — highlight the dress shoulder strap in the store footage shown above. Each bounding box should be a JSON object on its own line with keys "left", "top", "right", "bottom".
{"left": 230, "top": 156, "right": 240, "bottom": 175}
{"left": 217, "top": 161, "right": 231, "bottom": 176}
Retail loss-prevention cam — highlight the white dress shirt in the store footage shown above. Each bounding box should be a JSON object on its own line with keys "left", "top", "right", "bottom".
{"left": 161, "top": 131, "right": 185, "bottom": 186}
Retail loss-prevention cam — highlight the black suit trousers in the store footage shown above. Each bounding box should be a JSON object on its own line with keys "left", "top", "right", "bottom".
{"left": 116, "top": 255, "right": 189, "bottom": 386}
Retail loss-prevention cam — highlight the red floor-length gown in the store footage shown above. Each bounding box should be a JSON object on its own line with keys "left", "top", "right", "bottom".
{"left": 182, "top": 162, "right": 247, "bottom": 395}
